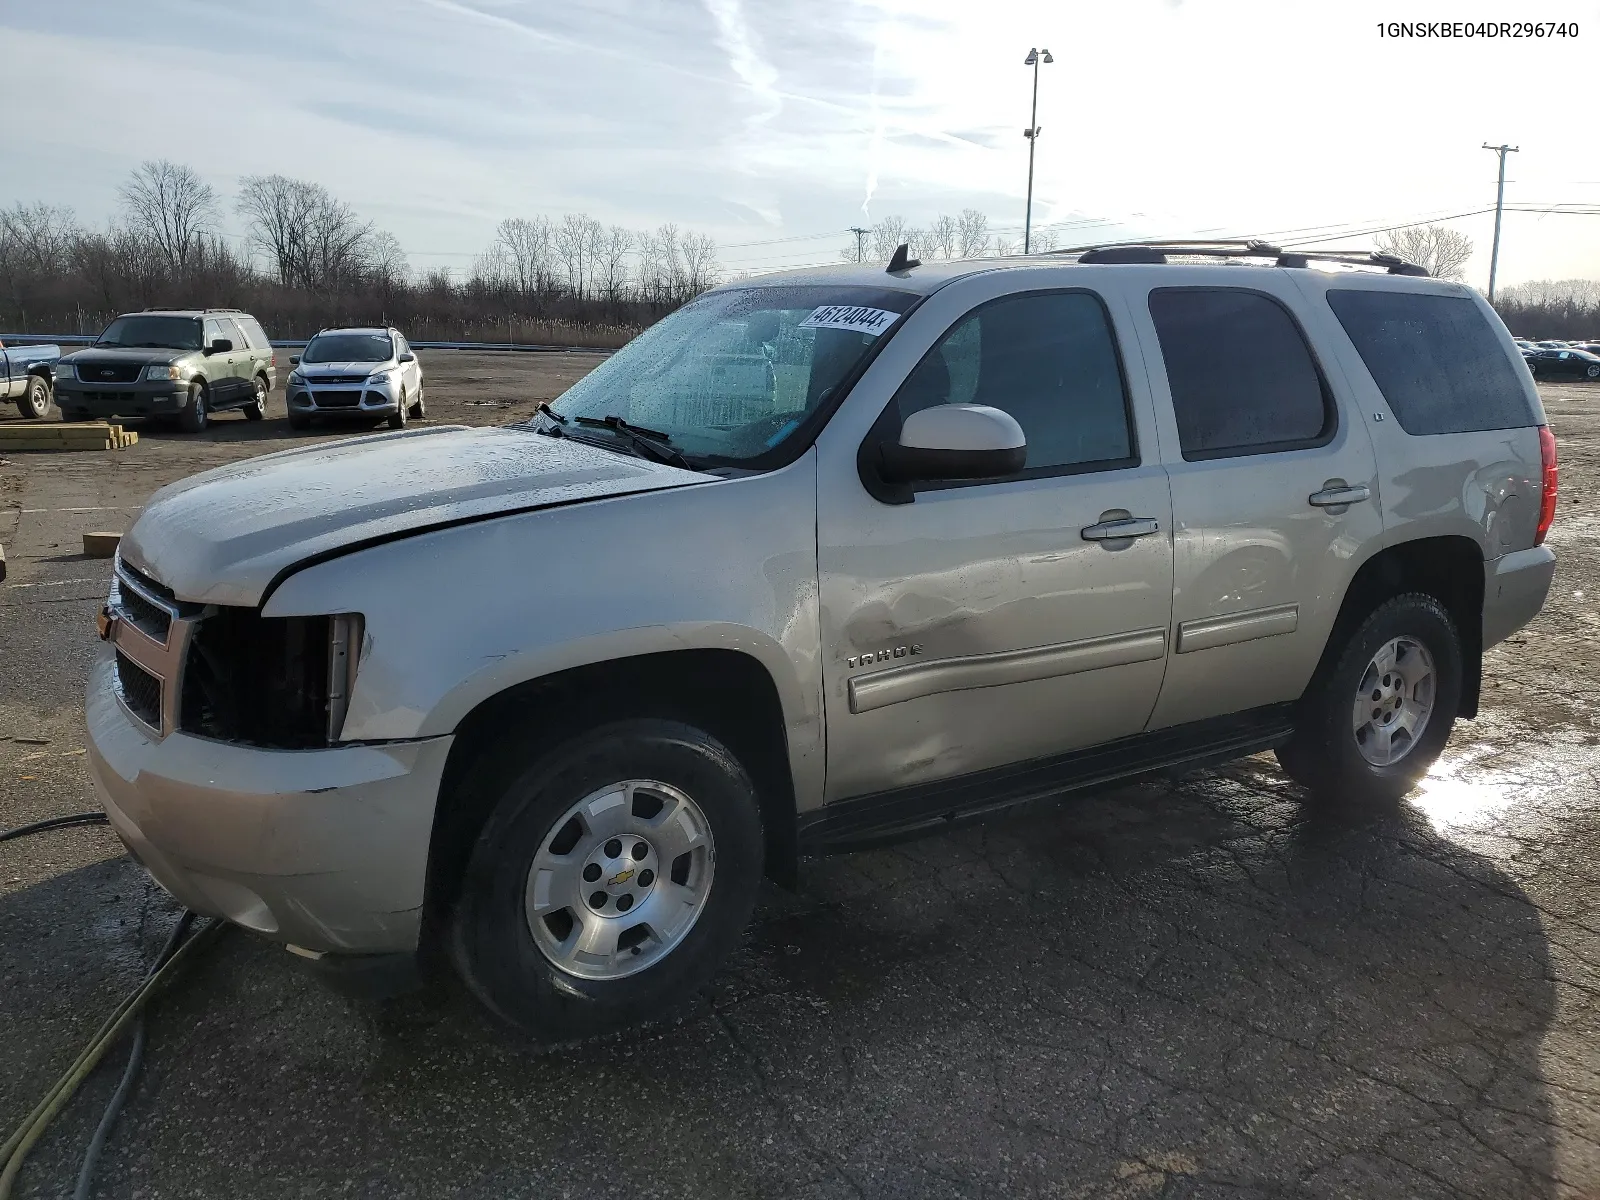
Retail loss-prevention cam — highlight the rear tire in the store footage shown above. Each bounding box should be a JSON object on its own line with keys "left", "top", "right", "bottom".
{"left": 243, "top": 376, "right": 267, "bottom": 420}
{"left": 1277, "top": 593, "right": 1461, "bottom": 806}
{"left": 1586, "top": 364, "right": 1599, "bottom": 380}
{"left": 409, "top": 387, "right": 426, "bottom": 419}
{"left": 178, "top": 381, "right": 208, "bottom": 433}
{"left": 18, "top": 375, "right": 54, "bottom": 420}
{"left": 449, "top": 718, "right": 764, "bottom": 1039}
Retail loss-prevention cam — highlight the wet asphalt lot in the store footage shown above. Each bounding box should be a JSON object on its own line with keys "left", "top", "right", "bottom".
{"left": 1, "top": 362, "right": 1599, "bottom": 1198}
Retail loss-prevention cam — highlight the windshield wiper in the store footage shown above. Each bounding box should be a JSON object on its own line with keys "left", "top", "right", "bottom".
{"left": 572, "top": 415, "right": 692, "bottom": 469}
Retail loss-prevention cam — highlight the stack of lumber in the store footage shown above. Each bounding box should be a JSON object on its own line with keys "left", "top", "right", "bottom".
{"left": 0, "top": 422, "right": 138, "bottom": 451}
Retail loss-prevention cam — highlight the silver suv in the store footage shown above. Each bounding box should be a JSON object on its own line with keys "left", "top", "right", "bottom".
{"left": 86, "top": 243, "right": 1557, "bottom": 1037}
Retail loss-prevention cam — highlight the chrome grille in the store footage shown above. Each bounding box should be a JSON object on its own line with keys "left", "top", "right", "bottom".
{"left": 111, "top": 573, "right": 172, "bottom": 644}
{"left": 114, "top": 652, "right": 161, "bottom": 729}
{"left": 106, "top": 559, "right": 190, "bottom": 737}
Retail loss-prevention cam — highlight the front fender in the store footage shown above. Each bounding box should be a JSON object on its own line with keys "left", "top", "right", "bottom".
{"left": 263, "top": 451, "right": 825, "bottom": 809}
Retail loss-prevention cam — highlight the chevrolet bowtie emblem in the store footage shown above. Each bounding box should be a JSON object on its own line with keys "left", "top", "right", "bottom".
{"left": 609, "top": 869, "right": 635, "bottom": 887}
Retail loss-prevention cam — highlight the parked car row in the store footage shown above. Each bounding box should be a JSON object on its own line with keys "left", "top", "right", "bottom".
{"left": 1513, "top": 337, "right": 1600, "bottom": 380}
{"left": 16, "top": 309, "right": 426, "bottom": 434}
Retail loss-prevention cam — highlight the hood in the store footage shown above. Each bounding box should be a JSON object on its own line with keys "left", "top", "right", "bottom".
{"left": 295, "top": 360, "right": 392, "bottom": 376}
{"left": 65, "top": 347, "right": 190, "bottom": 366}
{"left": 119, "top": 425, "right": 706, "bottom": 606}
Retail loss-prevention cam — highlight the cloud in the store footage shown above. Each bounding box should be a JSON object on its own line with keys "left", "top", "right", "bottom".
{"left": 700, "top": 0, "right": 782, "bottom": 129}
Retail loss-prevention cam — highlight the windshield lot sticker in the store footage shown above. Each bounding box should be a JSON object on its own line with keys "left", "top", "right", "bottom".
{"left": 800, "top": 306, "right": 901, "bottom": 337}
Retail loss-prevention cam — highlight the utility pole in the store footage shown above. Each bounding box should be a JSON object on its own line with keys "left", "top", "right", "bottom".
{"left": 1482, "top": 143, "right": 1518, "bottom": 303}
{"left": 1022, "top": 46, "right": 1053, "bottom": 254}
{"left": 848, "top": 226, "right": 869, "bottom": 263}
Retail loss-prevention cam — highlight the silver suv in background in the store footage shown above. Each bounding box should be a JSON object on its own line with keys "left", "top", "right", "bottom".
{"left": 286, "top": 326, "right": 425, "bottom": 430}
{"left": 86, "top": 242, "right": 1556, "bottom": 1039}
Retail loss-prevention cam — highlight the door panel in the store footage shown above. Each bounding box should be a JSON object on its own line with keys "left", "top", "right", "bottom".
{"left": 815, "top": 277, "right": 1174, "bottom": 803}
{"left": 1129, "top": 272, "right": 1383, "bottom": 730}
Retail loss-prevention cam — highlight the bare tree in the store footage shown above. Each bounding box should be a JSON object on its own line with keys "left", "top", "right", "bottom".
{"left": 870, "top": 216, "right": 909, "bottom": 261}
{"left": 597, "top": 226, "right": 634, "bottom": 301}
{"left": 302, "top": 190, "right": 373, "bottom": 290}
{"left": 680, "top": 232, "right": 719, "bottom": 296}
{"left": 494, "top": 216, "right": 554, "bottom": 296}
{"left": 1375, "top": 224, "right": 1473, "bottom": 281}
{"left": 0, "top": 202, "right": 79, "bottom": 277}
{"left": 927, "top": 214, "right": 959, "bottom": 260}
{"left": 956, "top": 209, "right": 990, "bottom": 258}
{"left": 238, "top": 175, "right": 371, "bottom": 290}
{"left": 238, "top": 174, "right": 316, "bottom": 287}
{"left": 367, "top": 230, "right": 410, "bottom": 286}
{"left": 554, "top": 213, "right": 602, "bottom": 299}
{"left": 118, "top": 160, "right": 218, "bottom": 272}
{"left": 644, "top": 223, "right": 685, "bottom": 302}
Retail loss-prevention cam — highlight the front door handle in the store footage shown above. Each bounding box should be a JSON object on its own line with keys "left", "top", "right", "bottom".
{"left": 1081, "top": 517, "right": 1160, "bottom": 541}
{"left": 1308, "top": 483, "right": 1372, "bottom": 509}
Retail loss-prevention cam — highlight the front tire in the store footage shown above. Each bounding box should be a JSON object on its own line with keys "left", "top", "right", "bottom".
{"left": 1586, "top": 364, "right": 1599, "bottom": 380}
{"left": 178, "top": 381, "right": 209, "bottom": 433}
{"left": 449, "top": 719, "right": 764, "bottom": 1039}
{"left": 19, "top": 375, "right": 54, "bottom": 420}
{"left": 387, "top": 389, "right": 408, "bottom": 430}
{"left": 1277, "top": 593, "right": 1462, "bottom": 806}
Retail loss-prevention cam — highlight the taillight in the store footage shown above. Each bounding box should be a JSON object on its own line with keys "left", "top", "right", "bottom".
{"left": 1536, "top": 425, "right": 1558, "bottom": 546}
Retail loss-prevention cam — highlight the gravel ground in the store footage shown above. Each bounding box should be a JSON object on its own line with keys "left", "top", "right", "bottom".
{"left": 1, "top": 360, "right": 1598, "bottom": 1199}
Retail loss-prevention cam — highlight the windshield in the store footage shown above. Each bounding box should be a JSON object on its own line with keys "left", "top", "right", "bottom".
{"left": 96, "top": 315, "right": 202, "bottom": 350}
{"left": 546, "top": 285, "right": 917, "bottom": 464}
{"left": 303, "top": 332, "right": 394, "bottom": 363}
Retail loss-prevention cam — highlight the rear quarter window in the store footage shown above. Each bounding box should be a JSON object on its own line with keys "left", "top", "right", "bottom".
{"left": 1325, "top": 290, "right": 1536, "bottom": 435}
{"left": 238, "top": 317, "right": 270, "bottom": 350}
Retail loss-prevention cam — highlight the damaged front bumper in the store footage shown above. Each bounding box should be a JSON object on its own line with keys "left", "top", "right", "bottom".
{"left": 84, "top": 656, "right": 452, "bottom": 956}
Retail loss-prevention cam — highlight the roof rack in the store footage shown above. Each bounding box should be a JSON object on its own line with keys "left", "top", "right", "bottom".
{"left": 1049, "top": 238, "right": 1429, "bottom": 277}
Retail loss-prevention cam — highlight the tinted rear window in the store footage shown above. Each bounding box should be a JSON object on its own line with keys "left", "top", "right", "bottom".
{"left": 239, "top": 316, "right": 270, "bottom": 349}
{"left": 1325, "top": 290, "right": 1536, "bottom": 435}
{"left": 1148, "top": 288, "right": 1332, "bottom": 459}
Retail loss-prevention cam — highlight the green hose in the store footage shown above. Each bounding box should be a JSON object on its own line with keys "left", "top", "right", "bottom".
{"left": 0, "top": 919, "right": 226, "bottom": 1199}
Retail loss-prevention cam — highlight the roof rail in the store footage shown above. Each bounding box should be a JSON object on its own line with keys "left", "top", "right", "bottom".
{"left": 1052, "top": 238, "right": 1428, "bottom": 277}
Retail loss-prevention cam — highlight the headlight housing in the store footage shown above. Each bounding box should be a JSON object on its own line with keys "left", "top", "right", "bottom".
{"left": 56, "top": 363, "right": 76, "bottom": 381}
{"left": 366, "top": 370, "right": 394, "bottom": 386}
{"left": 143, "top": 362, "right": 194, "bottom": 381}
{"left": 181, "top": 610, "right": 365, "bottom": 747}
{"left": 288, "top": 369, "right": 305, "bottom": 385}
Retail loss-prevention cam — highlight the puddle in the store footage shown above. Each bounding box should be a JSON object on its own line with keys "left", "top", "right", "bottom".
{"left": 1410, "top": 744, "right": 1534, "bottom": 832}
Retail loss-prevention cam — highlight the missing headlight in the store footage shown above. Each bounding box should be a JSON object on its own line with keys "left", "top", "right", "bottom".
{"left": 181, "top": 608, "right": 364, "bottom": 748}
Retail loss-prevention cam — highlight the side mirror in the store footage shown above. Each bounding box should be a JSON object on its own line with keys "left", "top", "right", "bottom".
{"left": 288, "top": 354, "right": 301, "bottom": 366}
{"left": 207, "top": 338, "right": 233, "bottom": 355}
{"left": 879, "top": 405, "right": 1026, "bottom": 484}
{"left": 398, "top": 352, "right": 415, "bottom": 363}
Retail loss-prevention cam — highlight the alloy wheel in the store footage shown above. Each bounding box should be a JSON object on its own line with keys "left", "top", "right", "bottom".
{"left": 524, "top": 779, "right": 716, "bottom": 981}
{"left": 1351, "top": 636, "right": 1436, "bottom": 766}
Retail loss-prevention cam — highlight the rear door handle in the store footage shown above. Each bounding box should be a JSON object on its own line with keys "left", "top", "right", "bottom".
{"left": 1081, "top": 517, "right": 1160, "bottom": 541}
{"left": 1308, "top": 484, "right": 1371, "bottom": 508}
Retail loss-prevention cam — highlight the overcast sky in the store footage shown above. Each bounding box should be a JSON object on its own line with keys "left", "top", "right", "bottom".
{"left": 3, "top": 0, "right": 1599, "bottom": 290}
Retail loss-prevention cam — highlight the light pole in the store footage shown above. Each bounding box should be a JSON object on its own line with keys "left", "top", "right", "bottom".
{"left": 1023, "top": 46, "right": 1053, "bottom": 254}
{"left": 1482, "top": 142, "right": 1519, "bottom": 303}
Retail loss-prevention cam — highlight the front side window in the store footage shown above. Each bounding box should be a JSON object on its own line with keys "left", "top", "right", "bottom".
{"left": 303, "top": 332, "right": 395, "bottom": 363}
{"left": 547, "top": 285, "right": 917, "bottom": 464}
{"left": 96, "top": 315, "right": 202, "bottom": 351}
{"left": 1148, "top": 288, "right": 1332, "bottom": 459}
{"left": 203, "top": 319, "right": 227, "bottom": 348}
{"left": 891, "top": 290, "right": 1135, "bottom": 474}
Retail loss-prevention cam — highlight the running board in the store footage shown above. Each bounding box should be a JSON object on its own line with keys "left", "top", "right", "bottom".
{"left": 798, "top": 704, "right": 1296, "bottom": 855}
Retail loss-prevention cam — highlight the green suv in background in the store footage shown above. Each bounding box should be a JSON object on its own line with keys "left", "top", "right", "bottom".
{"left": 54, "top": 309, "right": 277, "bottom": 432}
